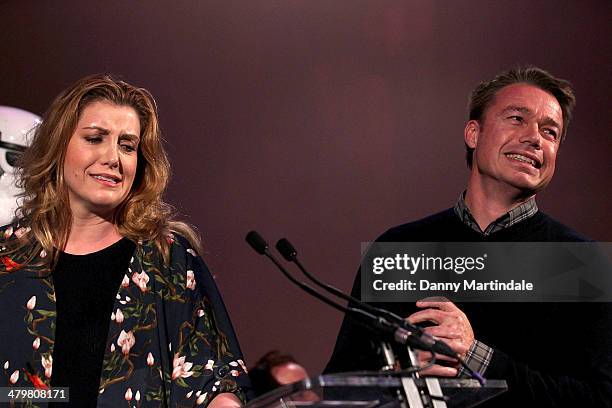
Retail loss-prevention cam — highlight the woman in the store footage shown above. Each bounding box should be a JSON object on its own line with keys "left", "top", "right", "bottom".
{"left": 0, "top": 75, "right": 250, "bottom": 407}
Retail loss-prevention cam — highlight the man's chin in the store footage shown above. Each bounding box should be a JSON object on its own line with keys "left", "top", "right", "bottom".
{"left": 505, "top": 177, "right": 548, "bottom": 197}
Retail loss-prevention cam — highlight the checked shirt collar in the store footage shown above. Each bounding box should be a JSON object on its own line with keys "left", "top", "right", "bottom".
{"left": 453, "top": 191, "right": 538, "bottom": 236}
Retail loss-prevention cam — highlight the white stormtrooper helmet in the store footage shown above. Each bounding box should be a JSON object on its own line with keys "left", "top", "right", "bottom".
{"left": 0, "top": 106, "right": 41, "bottom": 225}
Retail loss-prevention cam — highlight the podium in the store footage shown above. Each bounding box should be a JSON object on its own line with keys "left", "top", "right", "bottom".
{"left": 247, "top": 373, "right": 507, "bottom": 408}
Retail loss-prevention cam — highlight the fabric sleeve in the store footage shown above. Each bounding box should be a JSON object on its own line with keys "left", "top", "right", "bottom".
{"left": 483, "top": 302, "right": 612, "bottom": 408}
{"left": 167, "top": 236, "right": 252, "bottom": 406}
{"left": 457, "top": 340, "right": 494, "bottom": 378}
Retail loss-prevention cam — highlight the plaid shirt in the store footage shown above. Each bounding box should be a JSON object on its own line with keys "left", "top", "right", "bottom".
{"left": 454, "top": 191, "right": 538, "bottom": 235}
{"left": 454, "top": 192, "right": 538, "bottom": 377}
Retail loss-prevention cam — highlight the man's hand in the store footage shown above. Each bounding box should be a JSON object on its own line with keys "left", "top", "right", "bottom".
{"left": 407, "top": 297, "right": 475, "bottom": 377}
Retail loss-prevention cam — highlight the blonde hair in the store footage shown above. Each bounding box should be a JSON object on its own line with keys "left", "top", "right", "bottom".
{"left": 10, "top": 74, "right": 200, "bottom": 270}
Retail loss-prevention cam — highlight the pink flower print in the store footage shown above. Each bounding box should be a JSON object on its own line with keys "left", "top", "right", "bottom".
{"left": 147, "top": 352, "right": 155, "bottom": 366}
{"left": 204, "top": 359, "right": 214, "bottom": 371}
{"left": 121, "top": 274, "right": 130, "bottom": 288}
{"left": 186, "top": 270, "right": 196, "bottom": 290}
{"left": 131, "top": 271, "right": 149, "bottom": 292}
{"left": 197, "top": 309, "right": 205, "bottom": 317}
{"left": 4, "top": 226, "right": 13, "bottom": 239}
{"left": 125, "top": 387, "right": 133, "bottom": 401}
{"left": 117, "top": 330, "right": 135, "bottom": 355}
{"left": 237, "top": 359, "right": 248, "bottom": 373}
{"left": 26, "top": 296, "right": 36, "bottom": 310}
{"left": 41, "top": 355, "right": 53, "bottom": 378}
{"left": 231, "top": 370, "right": 240, "bottom": 377}
{"left": 14, "top": 226, "right": 30, "bottom": 238}
{"left": 3, "top": 361, "right": 8, "bottom": 370}
{"left": 187, "top": 248, "right": 197, "bottom": 257}
{"left": 135, "top": 390, "right": 141, "bottom": 401}
{"left": 186, "top": 390, "right": 194, "bottom": 399}
{"left": 172, "top": 354, "right": 194, "bottom": 380}
{"left": 115, "top": 308, "right": 124, "bottom": 324}
{"left": 196, "top": 392, "right": 208, "bottom": 405}
{"left": 9, "top": 370, "right": 19, "bottom": 384}
{"left": 32, "top": 337, "right": 40, "bottom": 350}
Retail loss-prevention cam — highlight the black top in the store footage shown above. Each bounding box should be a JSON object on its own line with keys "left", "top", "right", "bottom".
{"left": 325, "top": 209, "right": 612, "bottom": 408}
{"left": 380, "top": 208, "right": 589, "bottom": 243}
{"left": 50, "top": 238, "right": 135, "bottom": 407}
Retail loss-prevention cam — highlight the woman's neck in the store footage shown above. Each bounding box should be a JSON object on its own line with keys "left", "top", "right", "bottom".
{"left": 64, "top": 214, "right": 123, "bottom": 255}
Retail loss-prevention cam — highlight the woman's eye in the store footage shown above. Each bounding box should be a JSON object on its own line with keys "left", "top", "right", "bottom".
{"left": 85, "top": 136, "right": 103, "bottom": 143}
{"left": 120, "top": 143, "right": 136, "bottom": 153}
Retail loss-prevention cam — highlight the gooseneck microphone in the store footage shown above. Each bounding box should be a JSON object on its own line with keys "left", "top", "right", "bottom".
{"left": 247, "top": 231, "right": 484, "bottom": 385}
{"left": 275, "top": 238, "right": 456, "bottom": 359}
{"left": 246, "top": 232, "right": 457, "bottom": 356}
{"left": 275, "top": 236, "right": 485, "bottom": 384}
{"left": 245, "top": 231, "right": 418, "bottom": 345}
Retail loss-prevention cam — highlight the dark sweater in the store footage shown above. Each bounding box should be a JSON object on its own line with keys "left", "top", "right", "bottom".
{"left": 325, "top": 209, "right": 612, "bottom": 407}
{"left": 50, "top": 238, "right": 135, "bottom": 407}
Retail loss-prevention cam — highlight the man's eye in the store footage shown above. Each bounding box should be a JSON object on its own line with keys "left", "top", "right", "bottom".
{"left": 508, "top": 115, "right": 523, "bottom": 122}
{"left": 542, "top": 128, "right": 558, "bottom": 139}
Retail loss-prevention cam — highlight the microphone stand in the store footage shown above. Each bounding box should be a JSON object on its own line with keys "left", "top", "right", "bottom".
{"left": 275, "top": 237, "right": 450, "bottom": 408}
{"left": 246, "top": 231, "right": 455, "bottom": 408}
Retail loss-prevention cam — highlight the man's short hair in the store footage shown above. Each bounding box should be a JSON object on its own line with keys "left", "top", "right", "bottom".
{"left": 465, "top": 66, "right": 576, "bottom": 168}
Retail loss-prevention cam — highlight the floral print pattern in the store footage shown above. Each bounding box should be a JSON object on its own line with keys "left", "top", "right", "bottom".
{"left": 0, "top": 223, "right": 250, "bottom": 407}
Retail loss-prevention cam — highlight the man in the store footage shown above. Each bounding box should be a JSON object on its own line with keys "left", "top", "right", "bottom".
{"left": 325, "top": 67, "right": 612, "bottom": 407}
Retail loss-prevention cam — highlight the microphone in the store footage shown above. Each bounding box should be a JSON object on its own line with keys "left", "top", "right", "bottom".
{"left": 245, "top": 231, "right": 407, "bottom": 341}
{"left": 246, "top": 231, "right": 366, "bottom": 315}
{"left": 275, "top": 238, "right": 454, "bottom": 357}
{"left": 275, "top": 237, "right": 485, "bottom": 384}
{"left": 246, "top": 231, "right": 268, "bottom": 254}
{"left": 276, "top": 239, "right": 413, "bottom": 324}
{"left": 245, "top": 231, "right": 472, "bottom": 363}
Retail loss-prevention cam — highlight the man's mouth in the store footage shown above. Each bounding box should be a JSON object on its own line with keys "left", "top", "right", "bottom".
{"left": 505, "top": 153, "right": 540, "bottom": 168}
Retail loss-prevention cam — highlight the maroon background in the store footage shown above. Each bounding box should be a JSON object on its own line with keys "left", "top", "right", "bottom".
{"left": 1, "top": 1, "right": 610, "bottom": 374}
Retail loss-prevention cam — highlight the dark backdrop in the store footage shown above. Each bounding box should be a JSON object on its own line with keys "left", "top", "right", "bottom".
{"left": 1, "top": 0, "right": 610, "bottom": 374}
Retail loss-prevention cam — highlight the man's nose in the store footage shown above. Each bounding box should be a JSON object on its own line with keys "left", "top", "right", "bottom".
{"left": 520, "top": 123, "right": 542, "bottom": 148}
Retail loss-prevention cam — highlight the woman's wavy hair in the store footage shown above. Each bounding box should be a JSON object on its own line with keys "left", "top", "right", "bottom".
{"left": 11, "top": 74, "right": 200, "bottom": 270}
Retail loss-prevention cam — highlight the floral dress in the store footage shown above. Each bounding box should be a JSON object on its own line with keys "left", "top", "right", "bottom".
{"left": 0, "top": 223, "right": 251, "bottom": 407}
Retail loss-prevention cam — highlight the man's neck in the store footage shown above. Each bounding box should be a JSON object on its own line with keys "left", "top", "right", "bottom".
{"left": 65, "top": 212, "right": 123, "bottom": 255}
{"left": 464, "top": 178, "right": 535, "bottom": 232}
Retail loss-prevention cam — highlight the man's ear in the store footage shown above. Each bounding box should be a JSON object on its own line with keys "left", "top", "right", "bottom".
{"left": 464, "top": 120, "right": 480, "bottom": 149}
